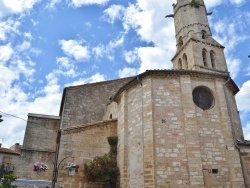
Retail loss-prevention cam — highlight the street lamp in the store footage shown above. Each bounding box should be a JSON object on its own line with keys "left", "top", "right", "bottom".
{"left": 0, "top": 115, "right": 3, "bottom": 123}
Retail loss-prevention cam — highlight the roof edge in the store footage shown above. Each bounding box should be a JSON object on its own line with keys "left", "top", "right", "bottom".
{"left": 113, "top": 70, "right": 239, "bottom": 102}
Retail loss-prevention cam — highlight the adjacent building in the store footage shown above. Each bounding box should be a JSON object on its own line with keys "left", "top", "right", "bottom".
{"left": 0, "top": 143, "right": 20, "bottom": 178}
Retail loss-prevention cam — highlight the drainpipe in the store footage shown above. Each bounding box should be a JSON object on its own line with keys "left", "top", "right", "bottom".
{"left": 223, "top": 77, "right": 246, "bottom": 187}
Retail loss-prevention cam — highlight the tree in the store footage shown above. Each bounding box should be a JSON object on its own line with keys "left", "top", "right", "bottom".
{"left": 0, "top": 174, "right": 17, "bottom": 188}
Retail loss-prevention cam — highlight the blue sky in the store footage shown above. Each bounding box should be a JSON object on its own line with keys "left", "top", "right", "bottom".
{"left": 0, "top": 0, "right": 250, "bottom": 148}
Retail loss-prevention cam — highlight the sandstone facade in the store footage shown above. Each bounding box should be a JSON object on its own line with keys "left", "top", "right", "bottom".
{"left": 16, "top": 0, "right": 250, "bottom": 187}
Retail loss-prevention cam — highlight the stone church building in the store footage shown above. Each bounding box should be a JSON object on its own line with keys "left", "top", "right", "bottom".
{"left": 16, "top": 0, "right": 250, "bottom": 187}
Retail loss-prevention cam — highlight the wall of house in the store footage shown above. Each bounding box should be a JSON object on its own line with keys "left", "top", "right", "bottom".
{"left": 240, "top": 145, "right": 250, "bottom": 187}
{"left": 102, "top": 101, "right": 118, "bottom": 120}
{"left": 56, "top": 120, "right": 117, "bottom": 188}
{"left": 60, "top": 77, "right": 133, "bottom": 129}
{"left": 0, "top": 152, "right": 20, "bottom": 176}
{"left": 117, "top": 73, "right": 246, "bottom": 188}
{"left": 16, "top": 114, "right": 60, "bottom": 180}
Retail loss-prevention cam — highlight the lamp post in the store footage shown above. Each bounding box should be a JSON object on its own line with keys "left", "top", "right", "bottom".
{"left": 0, "top": 115, "right": 3, "bottom": 123}
{"left": 51, "top": 129, "right": 74, "bottom": 188}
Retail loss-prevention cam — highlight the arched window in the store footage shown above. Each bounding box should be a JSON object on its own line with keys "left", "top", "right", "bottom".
{"left": 210, "top": 51, "right": 216, "bottom": 68}
{"left": 178, "top": 58, "right": 182, "bottom": 69}
{"left": 183, "top": 54, "right": 188, "bottom": 69}
{"left": 201, "top": 30, "right": 207, "bottom": 39}
{"left": 179, "top": 36, "right": 183, "bottom": 48}
{"left": 202, "top": 49, "right": 208, "bottom": 67}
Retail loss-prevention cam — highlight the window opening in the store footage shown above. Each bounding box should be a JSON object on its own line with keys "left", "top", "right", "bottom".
{"left": 109, "top": 114, "right": 112, "bottom": 119}
{"left": 212, "top": 169, "right": 218, "bottom": 174}
{"left": 202, "top": 49, "right": 207, "bottom": 67}
{"left": 210, "top": 51, "right": 215, "bottom": 68}
{"left": 183, "top": 54, "right": 188, "bottom": 69}
{"left": 179, "top": 36, "right": 183, "bottom": 48}
{"left": 192, "top": 86, "right": 214, "bottom": 110}
{"left": 202, "top": 30, "right": 207, "bottom": 39}
{"left": 178, "top": 59, "right": 182, "bottom": 69}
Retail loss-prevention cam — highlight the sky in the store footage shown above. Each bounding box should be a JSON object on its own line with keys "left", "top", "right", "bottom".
{"left": 0, "top": 0, "right": 250, "bottom": 148}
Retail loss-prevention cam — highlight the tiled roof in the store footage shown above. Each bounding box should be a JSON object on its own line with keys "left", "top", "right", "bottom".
{"left": 0, "top": 148, "right": 20, "bottom": 155}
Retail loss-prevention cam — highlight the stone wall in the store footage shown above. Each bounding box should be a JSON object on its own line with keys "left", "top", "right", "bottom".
{"left": 22, "top": 113, "right": 60, "bottom": 151}
{"left": 16, "top": 113, "right": 60, "bottom": 180}
{"left": 56, "top": 120, "right": 117, "bottom": 188}
{"left": 240, "top": 145, "right": 250, "bottom": 187}
{"left": 60, "top": 77, "right": 133, "bottom": 129}
{"left": 117, "top": 73, "right": 245, "bottom": 187}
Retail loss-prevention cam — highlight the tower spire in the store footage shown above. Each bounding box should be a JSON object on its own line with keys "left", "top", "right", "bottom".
{"left": 169, "top": 0, "right": 228, "bottom": 74}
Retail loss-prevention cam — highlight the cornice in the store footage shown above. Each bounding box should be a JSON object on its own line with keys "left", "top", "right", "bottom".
{"left": 113, "top": 70, "right": 239, "bottom": 102}
{"left": 171, "top": 38, "right": 224, "bottom": 61}
{"left": 62, "top": 119, "right": 117, "bottom": 135}
{"left": 21, "top": 148, "right": 55, "bottom": 153}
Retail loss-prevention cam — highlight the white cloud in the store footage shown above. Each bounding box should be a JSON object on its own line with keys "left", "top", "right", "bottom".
{"left": 59, "top": 39, "right": 90, "bottom": 61}
{"left": 109, "top": 35, "right": 124, "bottom": 49}
{"left": 0, "top": 0, "right": 40, "bottom": 17}
{"left": 243, "top": 122, "right": 250, "bottom": 140}
{"left": 0, "top": 44, "right": 13, "bottom": 63}
{"left": 0, "top": 65, "right": 18, "bottom": 89}
{"left": 137, "top": 47, "right": 173, "bottom": 73}
{"left": 203, "top": 0, "right": 223, "bottom": 9}
{"left": 85, "top": 22, "right": 92, "bottom": 30}
{"left": 121, "top": 1, "right": 176, "bottom": 49}
{"left": 12, "top": 59, "right": 35, "bottom": 78}
{"left": 118, "top": 67, "right": 137, "bottom": 78}
{"left": 92, "top": 35, "right": 125, "bottom": 61}
{"left": 71, "top": 0, "right": 109, "bottom": 7}
{"left": 103, "top": 5, "right": 125, "bottom": 24}
{"left": 0, "top": 19, "right": 21, "bottom": 41}
{"left": 0, "top": 67, "right": 62, "bottom": 148}
{"left": 68, "top": 73, "right": 106, "bottom": 86}
{"left": 124, "top": 50, "right": 138, "bottom": 64}
{"left": 102, "top": 0, "right": 176, "bottom": 73}
{"left": 17, "top": 41, "right": 31, "bottom": 52}
{"left": 236, "top": 80, "right": 250, "bottom": 112}
{"left": 57, "top": 57, "right": 74, "bottom": 69}
{"left": 227, "top": 57, "right": 241, "bottom": 79}
{"left": 88, "top": 72, "right": 106, "bottom": 83}
{"left": 212, "top": 15, "right": 249, "bottom": 78}
{"left": 229, "top": 0, "right": 246, "bottom": 5}
{"left": 46, "top": 0, "right": 61, "bottom": 9}
{"left": 24, "top": 32, "right": 32, "bottom": 40}
{"left": 92, "top": 45, "right": 106, "bottom": 59}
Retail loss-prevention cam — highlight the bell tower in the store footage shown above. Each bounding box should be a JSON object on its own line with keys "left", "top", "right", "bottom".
{"left": 169, "top": 0, "right": 228, "bottom": 73}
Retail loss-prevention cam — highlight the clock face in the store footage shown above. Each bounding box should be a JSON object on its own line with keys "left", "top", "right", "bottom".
{"left": 192, "top": 87, "right": 214, "bottom": 110}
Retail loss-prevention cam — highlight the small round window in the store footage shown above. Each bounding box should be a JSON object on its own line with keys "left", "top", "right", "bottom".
{"left": 192, "top": 86, "right": 214, "bottom": 110}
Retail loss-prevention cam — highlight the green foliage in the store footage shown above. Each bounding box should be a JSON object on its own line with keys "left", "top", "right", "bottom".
{"left": 84, "top": 154, "right": 119, "bottom": 183}
{"left": 107, "top": 136, "right": 118, "bottom": 146}
{"left": 189, "top": 0, "right": 200, "bottom": 8}
{"left": 0, "top": 174, "right": 18, "bottom": 188}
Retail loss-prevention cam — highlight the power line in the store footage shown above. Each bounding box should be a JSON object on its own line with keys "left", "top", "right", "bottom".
{"left": 0, "top": 110, "right": 27, "bottom": 122}
{"left": 0, "top": 110, "right": 47, "bottom": 128}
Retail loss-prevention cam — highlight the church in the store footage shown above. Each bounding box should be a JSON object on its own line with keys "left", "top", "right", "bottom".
{"left": 16, "top": 0, "right": 250, "bottom": 187}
